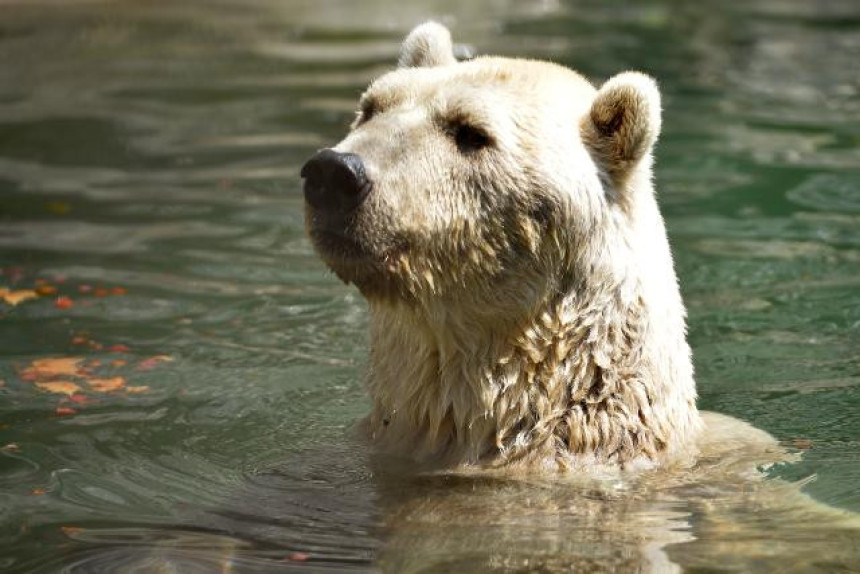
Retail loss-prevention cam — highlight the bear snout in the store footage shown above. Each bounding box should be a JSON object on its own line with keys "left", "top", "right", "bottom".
{"left": 301, "top": 148, "right": 372, "bottom": 215}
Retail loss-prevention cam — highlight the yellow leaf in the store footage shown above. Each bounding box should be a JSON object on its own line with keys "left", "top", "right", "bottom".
{"left": 35, "top": 381, "right": 82, "bottom": 396}
{"left": 21, "top": 357, "right": 84, "bottom": 380}
{"left": 0, "top": 287, "right": 38, "bottom": 306}
{"left": 46, "top": 201, "right": 71, "bottom": 214}
{"left": 125, "top": 385, "right": 150, "bottom": 394}
{"left": 88, "top": 377, "right": 125, "bottom": 392}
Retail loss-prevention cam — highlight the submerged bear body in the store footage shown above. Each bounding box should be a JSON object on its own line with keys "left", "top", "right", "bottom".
{"left": 302, "top": 22, "right": 700, "bottom": 471}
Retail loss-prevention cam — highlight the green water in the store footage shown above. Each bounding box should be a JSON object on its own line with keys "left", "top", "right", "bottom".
{"left": 1, "top": 0, "right": 858, "bottom": 571}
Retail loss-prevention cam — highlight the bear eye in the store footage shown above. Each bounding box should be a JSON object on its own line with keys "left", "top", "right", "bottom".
{"left": 357, "top": 101, "right": 377, "bottom": 125}
{"left": 452, "top": 123, "right": 491, "bottom": 153}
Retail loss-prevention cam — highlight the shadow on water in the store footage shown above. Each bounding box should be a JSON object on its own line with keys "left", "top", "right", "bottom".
{"left": 17, "top": 418, "right": 860, "bottom": 573}
{"left": 1, "top": 0, "right": 859, "bottom": 571}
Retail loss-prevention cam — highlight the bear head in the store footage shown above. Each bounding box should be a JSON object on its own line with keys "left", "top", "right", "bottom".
{"left": 303, "top": 22, "right": 662, "bottom": 322}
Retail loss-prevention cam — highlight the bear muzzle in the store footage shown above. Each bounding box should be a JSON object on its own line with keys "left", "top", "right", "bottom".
{"left": 301, "top": 148, "right": 372, "bottom": 216}
{"left": 302, "top": 148, "right": 392, "bottom": 283}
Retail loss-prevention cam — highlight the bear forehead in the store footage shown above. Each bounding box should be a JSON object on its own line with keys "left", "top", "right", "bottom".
{"left": 363, "top": 56, "right": 596, "bottom": 114}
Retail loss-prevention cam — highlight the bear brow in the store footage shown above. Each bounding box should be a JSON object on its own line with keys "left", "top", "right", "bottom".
{"left": 440, "top": 100, "right": 493, "bottom": 132}
{"left": 358, "top": 89, "right": 402, "bottom": 115}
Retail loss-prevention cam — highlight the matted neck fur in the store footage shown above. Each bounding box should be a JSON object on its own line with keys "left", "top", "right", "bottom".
{"left": 302, "top": 22, "right": 701, "bottom": 471}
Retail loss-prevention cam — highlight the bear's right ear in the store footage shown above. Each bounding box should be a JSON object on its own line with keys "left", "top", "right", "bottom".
{"left": 398, "top": 22, "right": 457, "bottom": 68}
{"left": 580, "top": 72, "right": 662, "bottom": 195}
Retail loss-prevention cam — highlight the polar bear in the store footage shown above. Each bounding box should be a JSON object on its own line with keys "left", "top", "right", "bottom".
{"left": 302, "top": 21, "right": 699, "bottom": 471}
{"left": 301, "top": 21, "right": 702, "bottom": 471}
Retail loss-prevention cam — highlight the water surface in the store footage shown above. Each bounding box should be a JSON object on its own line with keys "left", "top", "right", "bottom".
{"left": 1, "top": 0, "right": 859, "bottom": 571}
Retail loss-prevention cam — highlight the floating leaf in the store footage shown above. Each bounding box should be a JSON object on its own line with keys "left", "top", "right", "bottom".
{"left": 2, "top": 443, "right": 20, "bottom": 452}
{"left": 126, "top": 385, "right": 150, "bottom": 394}
{"left": 22, "top": 357, "right": 84, "bottom": 380}
{"left": 55, "top": 407, "right": 77, "bottom": 416}
{"left": 87, "top": 377, "right": 125, "bottom": 392}
{"left": 94, "top": 288, "right": 109, "bottom": 298}
{"left": 35, "top": 285, "right": 58, "bottom": 296}
{"left": 286, "top": 552, "right": 310, "bottom": 562}
{"left": 46, "top": 201, "right": 71, "bottom": 214}
{"left": 110, "top": 287, "right": 128, "bottom": 295}
{"left": 110, "top": 360, "right": 127, "bottom": 367}
{"left": 137, "top": 355, "right": 173, "bottom": 371}
{"left": 108, "top": 344, "right": 130, "bottom": 353}
{"left": 68, "top": 394, "right": 89, "bottom": 404}
{"left": 0, "top": 287, "right": 38, "bottom": 306}
{"left": 78, "top": 285, "right": 92, "bottom": 294}
{"left": 35, "top": 381, "right": 82, "bottom": 396}
{"left": 54, "top": 296, "right": 74, "bottom": 309}
{"left": 30, "top": 488, "right": 46, "bottom": 495}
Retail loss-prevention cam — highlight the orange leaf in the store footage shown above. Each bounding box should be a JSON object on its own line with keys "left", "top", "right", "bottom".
{"left": 125, "top": 385, "right": 150, "bottom": 394}
{"left": 35, "top": 381, "right": 82, "bottom": 396}
{"left": 110, "top": 360, "right": 127, "bottom": 368}
{"left": 30, "top": 488, "right": 46, "bottom": 495}
{"left": 61, "top": 526, "right": 84, "bottom": 536}
{"left": 110, "top": 287, "right": 128, "bottom": 295}
{"left": 22, "top": 357, "right": 84, "bottom": 380}
{"left": 87, "top": 377, "right": 125, "bottom": 392}
{"left": 55, "top": 407, "right": 77, "bottom": 416}
{"left": 54, "top": 296, "right": 74, "bottom": 309}
{"left": 0, "top": 287, "right": 38, "bottom": 306}
{"left": 35, "top": 285, "right": 58, "bottom": 296}
{"left": 287, "top": 552, "right": 310, "bottom": 562}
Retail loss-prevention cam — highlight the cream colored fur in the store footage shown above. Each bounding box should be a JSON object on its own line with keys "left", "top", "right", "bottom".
{"left": 306, "top": 22, "right": 701, "bottom": 471}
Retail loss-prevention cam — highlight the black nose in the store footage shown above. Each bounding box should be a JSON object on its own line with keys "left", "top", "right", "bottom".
{"left": 301, "top": 149, "right": 371, "bottom": 214}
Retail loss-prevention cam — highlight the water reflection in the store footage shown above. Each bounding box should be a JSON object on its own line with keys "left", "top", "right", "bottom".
{"left": 1, "top": 0, "right": 859, "bottom": 571}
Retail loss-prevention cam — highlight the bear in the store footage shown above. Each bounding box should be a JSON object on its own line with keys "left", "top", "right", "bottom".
{"left": 301, "top": 21, "right": 701, "bottom": 472}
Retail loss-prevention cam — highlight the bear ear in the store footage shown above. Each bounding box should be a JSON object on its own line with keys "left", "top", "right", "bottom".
{"left": 580, "top": 72, "right": 662, "bottom": 192}
{"left": 398, "top": 22, "right": 457, "bottom": 68}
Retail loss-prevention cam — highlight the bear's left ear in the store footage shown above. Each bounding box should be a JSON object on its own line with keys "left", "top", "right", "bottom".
{"left": 580, "top": 72, "right": 662, "bottom": 192}
{"left": 398, "top": 22, "right": 457, "bottom": 68}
